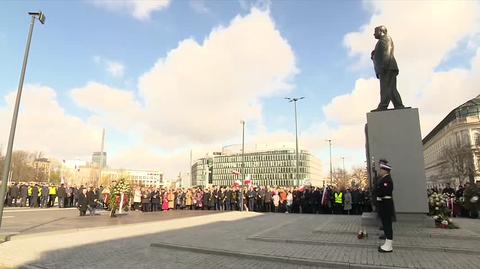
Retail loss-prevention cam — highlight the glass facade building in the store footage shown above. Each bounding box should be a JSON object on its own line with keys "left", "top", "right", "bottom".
{"left": 191, "top": 147, "right": 322, "bottom": 187}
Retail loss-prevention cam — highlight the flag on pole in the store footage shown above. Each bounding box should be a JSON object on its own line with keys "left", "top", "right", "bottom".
{"left": 244, "top": 174, "right": 252, "bottom": 186}
{"left": 321, "top": 186, "right": 328, "bottom": 207}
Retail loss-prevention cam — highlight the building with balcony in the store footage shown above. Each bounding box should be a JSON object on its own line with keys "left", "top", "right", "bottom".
{"left": 423, "top": 94, "right": 480, "bottom": 187}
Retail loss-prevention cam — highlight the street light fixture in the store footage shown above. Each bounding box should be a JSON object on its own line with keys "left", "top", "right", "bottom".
{"left": 326, "top": 139, "right": 333, "bottom": 184}
{"left": 240, "top": 120, "right": 245, "bottom": 211}
{"left": 286, "top": 97, "right": 304, "bottom": 186}
{"left": 0, "top": 11, "right": 45, "bottom": 229}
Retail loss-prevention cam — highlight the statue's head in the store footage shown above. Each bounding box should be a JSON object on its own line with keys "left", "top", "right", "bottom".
{"left": 374, "top": 25, "right": 387, "bottom": 39}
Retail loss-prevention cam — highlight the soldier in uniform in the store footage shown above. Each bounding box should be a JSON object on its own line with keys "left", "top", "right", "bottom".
{"left": 376, "top": 160, "right": 394, "bottom": 253}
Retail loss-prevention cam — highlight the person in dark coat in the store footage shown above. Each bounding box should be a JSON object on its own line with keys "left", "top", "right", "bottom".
{"left": 40, "top": 184, "right": 49, "bottom": 208}
{"left": 225, "top": 187, "right": 232, "bottom": 211}
{"left": 151, "top": 188, "right": 161, "bottom": 212}
{"left": 218, "top": 188, "right": 225, "bottom": 211}
{"left": 73, "top": 186, "right": 80, "bottom": 207}
{"left": 141, "top": 188, "right": 151, "bottom": 212}
{"left": 264, "top": 189, "right": 272, "bottom": 213}
{"left": 57, "top": 184, "right": 66, "bottom": 208}
{"left": 10, "top": 183, "right": 19, "bottom": 207}
{"left": 86, "top": 187, "right": 97, "bottom": 216}
{"left": 247, "top": 188, "right": 256, "bottom": 211}
{"left": 20, "top": 183, "right": 28, "bottom": 207}
{"left": 203, "top": 190, "right": 211, "bottom": 210}
{"left": 257, "top": 187, "right": 265, "bottom": 212}
{"left": 208, "top": 190, "right": 215, "bottom": 210}
{"left": 351, "top": 187, "right": 362, "bottom": 215}
{"left": 30, "top": 184, "right": 39, "bottom": 208}
{"left": 77, "top": 188, "right": 88, "bottom": 216}
{"left": 312, "top": 187, "right": 321, "bottom": 214}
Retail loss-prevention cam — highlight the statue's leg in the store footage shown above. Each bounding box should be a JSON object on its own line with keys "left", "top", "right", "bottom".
{"left": 377, "top": 73, "right": 391, "bottom": 110}
{"left": 390, "top": 74, "right": 404, "bottom": 108}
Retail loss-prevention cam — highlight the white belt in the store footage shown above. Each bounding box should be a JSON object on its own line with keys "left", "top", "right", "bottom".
{"left": 376, "top": 196, "right": 392, "bottom": 201}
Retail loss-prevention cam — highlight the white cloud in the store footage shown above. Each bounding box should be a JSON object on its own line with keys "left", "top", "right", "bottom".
{"left": 0, "top": 85, "right": 100, "bottom": 159}
{"left": 314, "top": 1, "right": 480, "bottom": 174}
{"left": 93, "top": 56, "right": 125, "bottom": 78}
{"left": 91, "top": 0, "right": 171, "bottom": 21}
{"left": 190, "top": 0, "right": 210, "bottom": 14}
{"left": 106, "top": 61, "right": 125, "bottom": 78}
{"left": 70, "top": 82, "right": 143, "bottom": 131}
{"left": 75, "top": 8, "right": 297, "bottom": 152}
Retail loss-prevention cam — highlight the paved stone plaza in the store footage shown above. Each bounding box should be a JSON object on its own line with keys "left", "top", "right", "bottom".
{"left": 0, "top": 209, "right": 479, "bottom": 269}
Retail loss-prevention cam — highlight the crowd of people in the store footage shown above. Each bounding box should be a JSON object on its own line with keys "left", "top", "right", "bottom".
{"left": 126, "top": 185, "right": 372, "bottom": 215}
{"left": 3, "top": 181, "right": 373, "bottom": 216}
{"left": 3, "top": 182, "right": 102, "bottom": 216}
{"left": 4, "top": 181, "right": 479, "bottom": 219}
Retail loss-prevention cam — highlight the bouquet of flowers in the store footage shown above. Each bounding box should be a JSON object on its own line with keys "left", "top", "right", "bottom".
{"left": 428, "top": 192, "right": 458, "bottom": 229}
{"left": 109, "top": 178, "right": 132, "bottom": 214}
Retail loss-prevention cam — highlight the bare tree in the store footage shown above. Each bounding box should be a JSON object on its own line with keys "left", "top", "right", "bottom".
{"left": 333, "top": 168, "right": 351, "bottom": 190}
{"left": 441, "top": 142, "right": 476, "bottom": 184}
{"left": 350, "top": 166, "right": 368, "bottom": 189}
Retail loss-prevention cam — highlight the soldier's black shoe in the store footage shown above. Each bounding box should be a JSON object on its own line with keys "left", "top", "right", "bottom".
{"left": 379, "top": 234, "right": 386, "bottom": 240}
{"left": 378, "top": 246, "right": 393, "bottom": 253}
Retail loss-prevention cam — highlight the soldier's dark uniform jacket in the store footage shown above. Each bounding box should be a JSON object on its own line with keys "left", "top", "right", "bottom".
{"left": 376, "top": 174, "right": 393, "bottom": 199}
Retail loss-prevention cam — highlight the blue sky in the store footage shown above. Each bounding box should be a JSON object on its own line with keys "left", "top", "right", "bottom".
{"left": 1, "top": 1, "right": 479, "bottom": 178}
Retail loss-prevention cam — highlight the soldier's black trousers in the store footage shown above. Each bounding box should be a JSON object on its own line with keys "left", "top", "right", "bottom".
{"left": 378, "top": 199, "right": 393, "bottom": 240}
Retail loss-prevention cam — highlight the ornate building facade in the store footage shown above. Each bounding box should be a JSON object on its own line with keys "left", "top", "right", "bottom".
{"left": 423, "top": 95, "right": 480, "bottom": 187}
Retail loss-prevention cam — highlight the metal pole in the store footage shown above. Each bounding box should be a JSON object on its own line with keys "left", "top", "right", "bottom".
{"left": 342, "top": 156, "right": 345, "bottom": 181}
{"left": 240, "top": 120, "right": 245, "bottom": 211}
{"left": 328, "top": 140, "right": 333, "bottom": 184}
{"left": 294, "top": 100, "right": 300, "bottom": 187}
{"left": 0, "top": 15, "right": 38, "bottom": 228}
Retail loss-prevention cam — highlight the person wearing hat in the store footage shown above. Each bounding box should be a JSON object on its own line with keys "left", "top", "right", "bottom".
{"left": 376, "top": 159, "right": 394, "bottom": 253}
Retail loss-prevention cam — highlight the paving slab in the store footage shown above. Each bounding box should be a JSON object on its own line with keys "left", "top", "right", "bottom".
{"left": 0, "top": 211, "right": 479, "bottom": 269}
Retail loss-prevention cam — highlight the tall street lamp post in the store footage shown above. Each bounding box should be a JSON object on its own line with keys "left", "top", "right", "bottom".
{"left": 286, "top": 97, "right": 304, "bottom": 186}
{"left": 326, "top": 139, "right": 333, "bottom": 184}
{"left": 0, "top": 11, "right": 45, "bottom": 229}
{"left": 240, "top": 120, "right": 245, "bottom": 211}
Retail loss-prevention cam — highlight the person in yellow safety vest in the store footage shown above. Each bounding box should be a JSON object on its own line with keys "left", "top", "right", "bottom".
{"left": 334, "top": 189, "right": 343, "bottom": 214}
{"left": 27, "top": 184, "right": 33, "bottom": 207}
{"left": 48, "top": 185, "right": 57, "bottom": 208}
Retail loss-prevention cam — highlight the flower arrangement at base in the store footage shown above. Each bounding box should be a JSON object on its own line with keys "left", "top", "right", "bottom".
{"left": 109, "top": 178, "right": 132, "bottom": 217}
{"left": 428, "top": 192, "right": 458, "bottom": 229}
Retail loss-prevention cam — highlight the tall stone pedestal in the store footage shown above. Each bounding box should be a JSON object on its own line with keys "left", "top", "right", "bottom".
{"left": 366, "top": 108, "right": 428, "bottom": 215}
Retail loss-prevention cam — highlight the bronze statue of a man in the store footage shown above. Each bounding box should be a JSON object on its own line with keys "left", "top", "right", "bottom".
{"left": 371, "top": 26, "right": 405, "bottom": 111}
